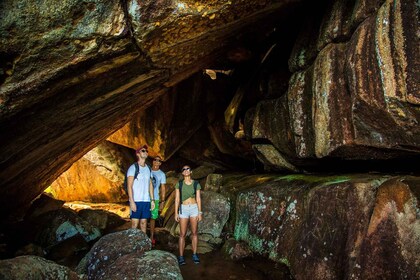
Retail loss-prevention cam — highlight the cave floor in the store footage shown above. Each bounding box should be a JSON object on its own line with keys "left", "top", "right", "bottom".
{"left": 105, "top": 221, "right": 292, "bottom": 279}
{"left": 155, "top": 243, "right": 292, "bottom": 280}
{"left": 151, "top": 226, "right": 292, "bottom": 280}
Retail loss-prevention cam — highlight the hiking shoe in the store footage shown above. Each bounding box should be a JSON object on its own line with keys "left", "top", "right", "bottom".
{"left": 178, "top": 256, "right": 186, "bottom": 266}
{"left": 192, "top": 253, "right": 200, "bottom": 264}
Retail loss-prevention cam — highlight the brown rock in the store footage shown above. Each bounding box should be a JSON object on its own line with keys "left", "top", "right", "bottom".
{"left": 252, "top": 0, "right": 420, "bottom": 171}
{"left": 50, "top": 141, "right": 132, "bottom": 203}
{"left": 205, "top": 173, "right": 223, "bottom": 192}
{"left": 97, "top": 250, "right": 182, "bottom": 280}
{"left": 234, "top": 174, "right": 419, "bottom": 280}
{"left": 77, "top": 209, "right": 126, "bottom": 233}
{"left": 85, "top": 229, "right": 151, "bottom": 279}
{"left": 25, "top": 193, "right": 65, "bottom": 219}
{"left": 222, "top": 238, "right": 253, "bottom": 260}
{"left": 355, "top": 178, "right": 419, "bottom": 280}
{"left": 32, "top": 208, "right": 101, "bottom": 248}
{"left": 0, "top": 255, "right": 82, "bottom": 280}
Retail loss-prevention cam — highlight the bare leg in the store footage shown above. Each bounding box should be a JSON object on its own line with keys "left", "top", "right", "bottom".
{"left": 150, "top": 219, "right": 156, "bottom": 241}
{"left": 190, "top": 216, "right": 198, "bottom": 254}
{"left": 131, "top": 218, "right": 139, "bottom": 229}
{"left": 140, "top": 219, "right": 148, "bottom": 234}
{"left": 178, "top": 218, "right": 189, "bottom": 256}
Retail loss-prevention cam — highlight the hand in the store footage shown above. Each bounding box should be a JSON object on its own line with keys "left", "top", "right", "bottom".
{"left": 197, "top": 213, "right": 202, "bottom": 222}
{"left": 130, "top": 201, "right": 136, "bottom": 212}
{"left": 150, "top": 201, "right": 155, "bottom": 211}
{"left": 175, "top": 213, "right": 180, "bottom": 222}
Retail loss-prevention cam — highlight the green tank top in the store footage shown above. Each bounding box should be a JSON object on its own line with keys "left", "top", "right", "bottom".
{"left": 175, "top": 180, "right": 201, "bottom": 202}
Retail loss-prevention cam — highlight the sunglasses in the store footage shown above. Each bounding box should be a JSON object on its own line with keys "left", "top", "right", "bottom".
{"left": 140, "top": 149, "right": 148, "bottom": 153}
{"left": 153, "top": 158, "right": 161, "bottom": 162}
{"left": 182, "top": 167, "right": 191, "bottom": 171}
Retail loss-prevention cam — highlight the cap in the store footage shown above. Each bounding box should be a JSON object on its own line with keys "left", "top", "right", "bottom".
{"left": 136, "top": 145, "right": 148, "bottom": 153}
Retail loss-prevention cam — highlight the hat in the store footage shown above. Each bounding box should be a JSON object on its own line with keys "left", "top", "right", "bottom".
{"left": 136, "top": 145, "right": 148, "bottom": 153}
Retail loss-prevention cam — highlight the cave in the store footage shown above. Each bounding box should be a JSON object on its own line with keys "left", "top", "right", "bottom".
{"left": 0, "top": 0, "right": 419, "bottom": 279}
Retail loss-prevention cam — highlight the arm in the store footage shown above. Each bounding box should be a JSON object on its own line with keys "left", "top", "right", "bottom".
{"left": 161, "top": 173, "right": 167, "bottom": 203}
{"left": 159, "top": 183, "right": 166, "bottom": 211}
{"left": 175, "top": 188, "right": 180, "bottom": 222}
{"left": 149, "top": 180, "right": 155, "bottom": 210}
{"left": 196, "top": 189, "right": 202, "bottom": 222}
{"left": 127, "top": 176, "right": 136, "bottom": 212}
{"left": 161, "top": 183, "right": 166, "bottom": 201}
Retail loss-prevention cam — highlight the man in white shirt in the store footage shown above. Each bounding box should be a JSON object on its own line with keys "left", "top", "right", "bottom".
{"left": 127, "top": 145, "right": 155, "bottom": 234}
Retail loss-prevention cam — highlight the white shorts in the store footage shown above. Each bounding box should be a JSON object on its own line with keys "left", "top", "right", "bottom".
{"left": 179, "top": 204, "right": 199, "bottom": 218}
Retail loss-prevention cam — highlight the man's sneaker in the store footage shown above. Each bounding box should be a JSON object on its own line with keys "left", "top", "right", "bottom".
{"left": 178, "top": 256, "right": 186, "bottom": 266}
{"left": 192, "top": 253, "right": 200, "bottom": 264}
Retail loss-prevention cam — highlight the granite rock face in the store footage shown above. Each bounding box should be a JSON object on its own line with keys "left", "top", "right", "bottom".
{"left": 32, "top": 208, "right": 101, "bottom": 248}
{"left": 50, "top": 141, "right": 132, "bottom": 203}
{"left": 0, "top": 255, "right": 82, "bottom": 280}
{"left": 82, "top": 228, "right": 151, "bottom": 278}
{"left": 98, "top": 250, "right": 182, "bottom": 280}
{"left": 163, "top": 188, "right": 230, "bottom": 239}
{"left": 107, "top": 72, "right": 208, "bottom": 160}
{"left": 251, "top": 0, "right": 419, "bottom": 170}
{"left": 234, "top": 175, "right": 419, "bottom": 280}
{"left": 0, "top": 0, "right": 299, "bottom": 219}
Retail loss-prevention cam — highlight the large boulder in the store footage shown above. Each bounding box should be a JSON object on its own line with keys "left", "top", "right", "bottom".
{"left": 97, "top": 250, "right": 182, "bottom": 280}
{"left": 164, "top": 190, "right": 230, "bottom": 239}
{"left": 234, "top": 174, "right": 419, "bottom": 280}
{"left": 0, "top": 255, "right": 83, "bottom": 280}
{"left": 33, "top": 208, "right": 101, "bottom": 248}
{"left": 25, "top": 193, "right": 65, "bottom": 219}
{"left": 77, "top": 209, "right": 126, "bottom": 233}
{"left": 81, "top": 229, "right": 151, "bottom": 278}
{"left": 199, "top": 191, "right": 230, "bottom": 238}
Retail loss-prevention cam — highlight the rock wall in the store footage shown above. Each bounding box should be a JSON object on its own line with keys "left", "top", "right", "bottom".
{"left": 49, "top": 141, "right": 132, "bottom": 203}
{"left": 234, "top": 175, "right": 419, "bottom": 279}
{"left": 107, "top": 72, "right": 208, "bottom": 159}
{"left": 250, "top": 0, "right": 420, "bottom": 170}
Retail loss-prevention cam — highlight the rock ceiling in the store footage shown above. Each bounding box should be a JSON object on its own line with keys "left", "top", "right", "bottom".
{"left": 0, "top": 0, "right": 302, "bottom": 219}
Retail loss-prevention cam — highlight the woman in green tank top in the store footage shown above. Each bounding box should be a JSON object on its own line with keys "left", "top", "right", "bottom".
{"left": 174, "top": 165, "right": 202, "bottom": 265}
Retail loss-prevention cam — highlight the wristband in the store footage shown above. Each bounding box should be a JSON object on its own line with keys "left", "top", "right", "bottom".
{"left": 199, "top": 211, "right": 203, "bottom": 214}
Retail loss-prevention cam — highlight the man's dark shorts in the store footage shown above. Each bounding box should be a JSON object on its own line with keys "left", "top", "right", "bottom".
{"left": 131, "top": 201, "right": 151, "bottom": 219}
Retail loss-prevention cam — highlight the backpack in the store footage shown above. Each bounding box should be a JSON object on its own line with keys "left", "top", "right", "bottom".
{"left": 178, "top": 180, "right": 199, "bottom": 214}
{"left": 123, "top": 163, "right": 151, "bottom": 194}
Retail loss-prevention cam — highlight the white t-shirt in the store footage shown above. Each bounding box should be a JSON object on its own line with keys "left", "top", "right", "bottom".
{"left": 127, "top": 164, "right": 152, "bottom": 202}
{"left": 151, "top": 169, "right": 166, "bottom": 200}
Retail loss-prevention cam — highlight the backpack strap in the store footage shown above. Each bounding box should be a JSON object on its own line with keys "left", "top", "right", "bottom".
{"left": 193, "top": 180, "right": 198, "bottom": 195}
{"left": 134, "top": 162, "right": 140, "bottom": 180}
{"left": 178, "top": 180, "right": 199, "bottom": 214}
{"left": 148, "top": 164, "right": 156, "bottom": 183}
{"left": 178, "top": 180, "right": 183, "bottom": 214}
{"left": 134, "top": 163, "right": 152, "bottom": 180}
